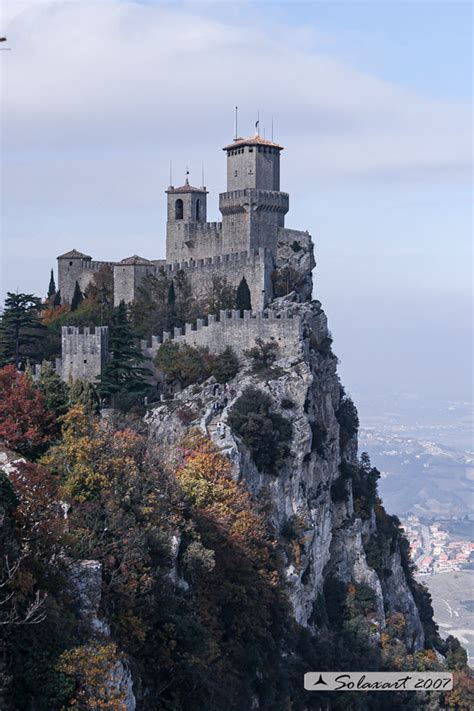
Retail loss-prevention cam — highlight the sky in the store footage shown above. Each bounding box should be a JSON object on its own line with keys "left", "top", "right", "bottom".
{"left": 1, "top": 0, "right": 472, "bottom": 410}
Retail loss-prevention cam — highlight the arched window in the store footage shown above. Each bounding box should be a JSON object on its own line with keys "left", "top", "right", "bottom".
{"left": 195, "top": 198, "right": 201, "bottom": 221}
{"left": 175, "top": 199, "right": 184, "bottom": 220}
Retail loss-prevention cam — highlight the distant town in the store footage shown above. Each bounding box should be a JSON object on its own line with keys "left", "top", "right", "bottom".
{"left": 402, "top": 515, "right": 474, "bottom": 575}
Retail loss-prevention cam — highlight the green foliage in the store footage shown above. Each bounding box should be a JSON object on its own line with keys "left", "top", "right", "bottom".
{"left": 37, "top": 362, "right": 70, "bottom": 419}
{"left": 244, "top": 337, "right": 281, "bottom": 377}
{"left": 68, "top": 379, "right": 100, "bottom": 414}
{"left": 47, "top": 269, "right": 56, "bottom": 298}
{"left": 0, "top": 292, "right": 45, "bottom": 368}
{"left": 228, "top": 387, "right": 292, "bottom": 474}
{"left": 336, "top": 389, "right": 359, "bottom": 448}
{"left": 235, "top": 275, "right": 252, "bottom": 312}
{"left": 201, "top": 275, "right": 236, "bottom": 315}
{"left": 310, "top": 421, "right": 327, "bottom": 456}
{"left": 351, "top": 453, "right": 380, "bottom": 519}
{"left": 154, "top": 341, "right": 213, "bottom": 388}
{"left": 443, "top": 635, "right": 469, "bottom": 670}
{"left": 209, "top": 346, "right": 239, "bottom": 384}
{"left": 330, "top": 473, "right": 349, "bottom": 502}
{"left": 70, "top": 281, "right": 83, "bottom": 312}
{"left": 97, "top": 301, "right": 150, "bottom": 406}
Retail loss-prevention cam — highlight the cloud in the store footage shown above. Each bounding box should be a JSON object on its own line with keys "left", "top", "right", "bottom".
{"left": 2, "top": 0, "right": 470, "bottom": 190}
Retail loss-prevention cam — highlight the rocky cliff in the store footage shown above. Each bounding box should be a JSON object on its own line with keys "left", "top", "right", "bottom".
{"left": 147, "top": 294, "right": 427, "bottom": 661}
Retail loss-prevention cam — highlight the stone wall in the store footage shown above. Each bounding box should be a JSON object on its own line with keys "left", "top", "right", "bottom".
{"left": 58, "top": 326, "right": 108, "bottom": 382}
{"left": 166, "top": 221, "right": 223, "bottom": 262}
{"left": 141, "top": 308, "right": 302, "bottom": 361}
{"left": 58, "top": 258, "right": 114, "bottom": 304}
{"left": 166, "top": 248, "right": 274, "bottom": 310}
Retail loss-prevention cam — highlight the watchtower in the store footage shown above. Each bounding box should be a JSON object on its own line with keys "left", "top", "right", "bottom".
{"left": 166, "top": 178, "right": 209, "bottom": 262}
{"left": 219, "top": 135, "right": 289, "bottom": 256}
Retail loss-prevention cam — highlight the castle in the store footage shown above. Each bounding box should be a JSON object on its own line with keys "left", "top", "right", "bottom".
{"left": 56, "top": 131, "right": 315, "bottom": 382}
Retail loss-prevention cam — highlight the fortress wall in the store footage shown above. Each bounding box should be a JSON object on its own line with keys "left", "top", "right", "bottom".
{"left": 166, "top": 221, "right": 223, "bottom": 262}
{"left": 164, "top": 249, "right": 273, "bottom": 310}
{"left": 114, "top": 263, "right": 156, "bottom": 306}
{"left": 142, "top": 309, "right": 302, "bottom": 362}
{"left": 59, "top": 326, "right": 108, "bottom": 383}
{"left": 58, "top": 258, "right": 114, "bottom": 304}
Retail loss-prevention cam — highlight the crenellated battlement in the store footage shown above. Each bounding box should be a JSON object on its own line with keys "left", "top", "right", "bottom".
{"left": 58, "top": 326, "right": 109, "bottom": 383}
{"left": 81, "top": 260, "right": 114, "bottom": 272}
{"left": 163, "top": 248, "right": 267, "bottom": 274}
{"left": 141, "top": 308, "right": 301, "bottom": 361}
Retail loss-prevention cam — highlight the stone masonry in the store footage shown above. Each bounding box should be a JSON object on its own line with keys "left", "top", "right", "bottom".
{"left": 56, "top": 130, "right": 315, "bottom": 381}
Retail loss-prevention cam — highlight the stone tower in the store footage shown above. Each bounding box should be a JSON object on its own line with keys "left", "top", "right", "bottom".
{"left": 219, "top": 135, "right": 289, "bottom": 256}
{"left": 165, "top": 178, "right": 209, "bottom": 262}
{"left": 57, "top": 249, "right": 92, "bottom": 304}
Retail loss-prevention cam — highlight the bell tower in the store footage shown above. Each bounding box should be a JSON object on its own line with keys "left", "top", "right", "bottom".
{"left": 166, "top": 176, "right": 208, "bottom": 262}
{"left": 219, "top": 135, "right": 289, "bottom": 256}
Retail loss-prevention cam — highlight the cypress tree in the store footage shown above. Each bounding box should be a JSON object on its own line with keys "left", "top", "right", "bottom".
{"left": 236, "top": 276, "right": 251, "bottom": 313}
{"left": 47, "top": 269, "right": 56, "bottom": 298}
{"left": 53, "top": 290, "right": 61, "bottom": 307}
{"left": 70, "top": 281, "right": 83, "bottom": 312}
{"left": 97, "top": 301, "right": 149, "bottom": 406}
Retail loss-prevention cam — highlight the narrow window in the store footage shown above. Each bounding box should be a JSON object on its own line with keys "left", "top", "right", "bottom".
{"left": 195, "top": 198, "right": 201, "bottom": 221}
{"left": 249, "top": 147, "right": 253, "bottom": 153}
{"left": 175, "top": 198, "right": 184, "bottom": 220}
{"left": 234, "top": 169, "right": 238, "bottom": 177}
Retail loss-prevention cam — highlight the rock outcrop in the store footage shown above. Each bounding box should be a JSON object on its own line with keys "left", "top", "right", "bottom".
{"left": 147, "top": 296, "right": 425, "bottom": 652}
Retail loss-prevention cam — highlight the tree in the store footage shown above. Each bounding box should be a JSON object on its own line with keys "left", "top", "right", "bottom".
{"left": 0, "top": 292, "right": 45, "bottom": 368}
{"left": 235, "top": 276, "right": 251, "bottom": 313}
{"left": 155, "top": 342, "right": 213, "bottom": 388}
{"left": 53, "top": 290, "right": 61, "bottom": 307}
{"left": 0, "top": 365, "right": 54, "bottom": 457}
{"left": 228, "top": 387, "right": 292, "bottom": 474}
{"left": 129, "top": 270, "right": 171, "bottom": 338}
{"left": 97, "top": 301, "right": 149, "bottom": 406}
{"left": 47, "top": 269, "right": 56, "bottom": 298}
{"left": 244, "top": 337, "right": 279, "bottom": 372}
{"left": 69, "top": 379, "right": 100, "bottom": 414}
{"left": 37, "top": 361, "right": 70, "bottom": 419}
{"left": 70, "top": 281, "right": 84, "bottom": 312}
{"left": 210, "top": 346, "right": 239, "bottom": 384}
{"left": 201, "top": 276, "right": 236, "bottom": 315}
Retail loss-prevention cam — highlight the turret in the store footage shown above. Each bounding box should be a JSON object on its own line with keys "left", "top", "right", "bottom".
{"left": 166, "top": 178, "right": 209, "bottom": 262}
{"left": 219, "top": 135, "right": 289, "bottom": 256}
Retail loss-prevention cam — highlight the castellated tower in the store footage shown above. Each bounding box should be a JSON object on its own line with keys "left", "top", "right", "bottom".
{"left": 165, "top": 179, "right": 221, "bottom": 262}
{"left": 219, "top": 135, "right": 289, "bottom": 256}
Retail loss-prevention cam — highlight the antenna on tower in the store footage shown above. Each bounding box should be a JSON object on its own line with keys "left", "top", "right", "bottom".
{"left": 169, "top": 160, "right": 173, "bottom": 186}
{"left": 271, "top": 115, "right": 274, "bottom": 142}
{"left": 234, "top": 106, "right": 238, "bottom": 139}
{"left": 255, "top": 110, "right": 260, "bottom": 137}
{"left": 202, "top": 162, "right": 205, "bottom": 188}
{"left": 185, "top": 165, "right": 189, "bottom": 185}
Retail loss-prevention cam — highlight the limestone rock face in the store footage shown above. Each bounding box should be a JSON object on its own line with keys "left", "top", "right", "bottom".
{"left": 147, "top": 297, "right": 425, "bottom": 650}
{"left": 69, "top": 561, "right": 136, "bottom": 710}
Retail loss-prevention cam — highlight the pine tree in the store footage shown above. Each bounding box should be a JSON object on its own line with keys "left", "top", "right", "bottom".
{"left": 70, "top": 281, "right": 83, "bottom": 312}
{"left": 0, "top": 293, "right": 45, "bottom": 369}
{"left": 236, "top": 276, "right": 251, "bottom": 313}
{"left": 47, "top": 269, "right": 56, "bottom": 298}
{"left": 97, "top": 301, "right": 149, "bottom": 406}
